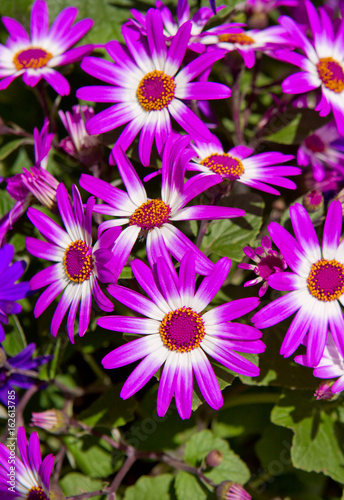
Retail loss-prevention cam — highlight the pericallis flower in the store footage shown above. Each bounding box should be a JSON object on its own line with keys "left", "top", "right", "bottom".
{"left": 189, "top": 135, "right": 300, "bottom": 195}
{"left": 0, "top": 427, "right": 54, "bottom": 500}
{"left": 297, "top": 121, "right": 344, "bottom": 182}
{"left": 76, "top": 8, "right": 231, "bottom": 166}
{"left": 295, "top": 335, "right": 344, "bottom": 395}
{"left": 277, "top": 1, "right": 344, "bottom": 134}
{"left": 216, "top": 480, "right": 252, "bottom": 500}
{"left": 100, "top": 252, "right": 264, "bottom": 419}
{"left": 199, "top": 24, "right": 290, "bottom": 68}
{"left": 0, "top": 244, "right": 29, "bottom": 342}
{"left": 130, "top": 0, "right": 243, "bottom": 53}
{"left": 252, "top": 200, "right": 344, "bottom": 367}
{"left": 58, "top": 105, "right": 102, "bottom": 170}
{"left": 0, "top": 0, "right": 93, "bottom": 95}
{"left": 79, "top": 134, "right": 245, "bottom": 279}
{"left": 0, "top": 343, "right": 52, "bottom": 405}
{"left": 26, "top": 183, "right": 119, "bottom": 342}
{"left": 238, "top": 236, "right": 287, "bottom": 297}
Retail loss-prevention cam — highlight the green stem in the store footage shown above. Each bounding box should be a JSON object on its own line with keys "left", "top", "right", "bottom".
{"left": 223, "top": 392, "right": 280, "bottom": 410}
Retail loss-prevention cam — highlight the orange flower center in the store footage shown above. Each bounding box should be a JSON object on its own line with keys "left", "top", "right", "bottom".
{"left": 159, "top": 307, "right": 206, "bottom": 352}
{"left": 307, "top": 259, "right": 344, "bottom": 301}
{"left": 13, "top": 47, "right": 52, "bottom": 70}
{"left": 219, "top": 33, "right": 255, "bottom": 45}
{"left": 316, "top": 57, "right": 344, "bottom": 93}
{"left": 137, "top": 70, "right": 176, "bottom": 111}
{"left": 201, "top": 153, "right": 245, "bottom": 179}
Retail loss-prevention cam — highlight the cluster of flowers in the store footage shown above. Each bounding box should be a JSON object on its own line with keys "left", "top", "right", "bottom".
{"left": 0, "top": 0, "right": 344, "bottom": 497}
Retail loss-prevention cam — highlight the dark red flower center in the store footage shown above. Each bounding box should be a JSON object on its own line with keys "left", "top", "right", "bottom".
{"left": 201, "top": 153, "right": 245, "bottom": 179}
{"left": 13, "top": 47, "right": 52, "bottom": 70}
{"left": 316, "top": 57, "right": 344, "bottom": 93}
{"left": 219, "top": 33, "right": 255, "bottom": 45}
{"left": 27, "top": 486, "right": 48, "bottom": 500}
{"left": 64, "top": 240, "right": 93, "bottom": 283}
{"left": 159, "top": 307, "right": 206, "bottom": 352}
{"left": 304, "top": 134, "right": 325, "bottom": 153}
{"left": 137, "top": 70, "right": 176, "bottom": 111}
{"left": 129, "top": 199, "right": 171, "bottom": 231}
{"left": 307, "top": 259, "right": 344, "bottom": 301}
{"left": 257, "top": 254, "right": 285, "bottom": 280}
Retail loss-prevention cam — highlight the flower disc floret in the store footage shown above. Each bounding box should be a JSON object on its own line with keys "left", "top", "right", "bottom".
{"left": 13, "top": 48, "right": 52, "bottom": 70}
{"left": 64, "top": 239, "right": 93, "bottom": 283}
{"left": 137, "top": 70, "right": 176, "bottom": 112}
{"left": 27, "top": 486, "right": 48, "bottom": 500}
{"left": 159, "top": 306, "right": 206, "bottom": 352}
{"left": 307, "top": 259, "right": 344, "bottom": 301}
{"left": 219, "top": 33, "right": 255, "bottom": 45}
{"left": 129, "top": 199, "right": 171, "bottom": 231}
{"left": 316, "top": 57, "right": 344, "bottom": 94}
{"left": 304, "top": 134, "right": 325, "bottom": 153}
{"left": 201, "top": 153, "right": 245, "bottom": 179}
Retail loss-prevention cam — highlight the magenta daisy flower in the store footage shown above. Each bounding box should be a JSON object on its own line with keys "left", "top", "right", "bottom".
{"left": 277, "top": 1, "right": 344, "bottom": 134}
{"left": 26, "top": 183, "right": 119, "bottom": 342}
{"left": 100, "top": 252, "right": 264, "bottom": 419}
{"left": 199, "top": 25, "right": 290, "bottom": 68}
{"left": 295, "top": 335, "right": 344, "bottom": 395}
{"left": 76, "top": 8, "right": 231, "bottom": 166}
{"left": 0, "top": 244, "right": 29, "bottom": 343}
{"left": 217, "top": 481, "right": 252, "bottom": 500}
{"left": 0, "top": 427, "right": 54, "bottom": 500}
{"left": 238, "top": 236, "right": 287, "bottom": 297}
{"left": 189, "top": 134, "right": 300, "bottom": 195}
{"left": 0, "top": 0, "right": 93, "bottom": 95}
{"left": 80, "top": 134, "right": 245, "bottom": 279}
{"left": 297, "top": 121, "right": 344, "bottom": 182}
{"left": 252, "top": 200, "right": 344, "bottom": 367}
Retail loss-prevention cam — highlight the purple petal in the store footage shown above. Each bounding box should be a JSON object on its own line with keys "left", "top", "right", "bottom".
{"left": 102, "top": 335, "right": 162, "bottom": 369}
{"left": 31, "top": 0, "right": 49, "bottom": 42}
{"left": 282, "top": 71, "right": 319, "bottom": 94}
{"left": 193, "top": 348, "right": 223, "bottom": 410}
{"left": 169, "top": 99, "right": 212, "bottom": 142}
{"left": 27, "top": 208, "right": 70, "bottom": 248}
{"left": 204, "top": 297, "right": 260, "bottom": 325}
{"left": 171, "top": 205, "right": 244, "bottom": 221}
{"left": 157, "top": 352, "right": 178, "bottom": 417}
{"left": 290, "top": 203, "right": 321, "bottom": 262}
{"left": 42, "top": 69, "right": 70, "bottom": 96}
{"left": 322, "top": 200, "right": 342, "bottom": 260}
{"left": 251, "top": 291, "right": 301, "bottom": 329}
{"left": 193, "top": 257, "right": 231, "bottom": 312}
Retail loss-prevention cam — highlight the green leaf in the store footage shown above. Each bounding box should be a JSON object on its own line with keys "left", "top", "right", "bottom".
{"left": 255, "top": 423, "right": 293, "bottom": 472}
{"left": 63, "top": 434, "right": 114, "bottom": 478}
{"left": 123, "top": 474, "right": 174, "bottom": 500}
{"left": 0, "top": 190, "right": 15, "bottom": 220}
{"left": 2, "top": 317, "right": 27, "bottom": 356}
{"left": 264, "top": 113, "right": 302, "bottom": 145}
{"left": 59, "top": 473, "right": 103, "bottom": 500}
{"left": 271, "top": 390, "right": 344, "bottom": 483}
{"left": 0, "top": 139, "right": 29, "bottom": 161}
{"left": 201, "top": 193, "right": 264, "bottom": 262}
{"left": 78, "top": 384, "right": 137, "bottom": 428}
{"left": 184, "top": 429, "right": 250, "bottom": 484}
{"left": 174, "top": 471, "right": 208, "bottom": 500}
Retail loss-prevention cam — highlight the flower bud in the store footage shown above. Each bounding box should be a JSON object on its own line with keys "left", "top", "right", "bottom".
{"left": 303, "top": 190, "right": 324, "bottom": 213}
{"left": 314, "top": 382, "right": 334, "bottom": 401}
{"left": 31, "top": 409, "right": 68, "bottom": 434}
{"left": 206, "top": 449, "right": 223, "bottom": 468}
{"left": 216, "top": 481, "right": 251, "bottom": 500}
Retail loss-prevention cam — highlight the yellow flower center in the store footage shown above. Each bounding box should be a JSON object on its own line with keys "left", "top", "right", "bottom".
{"left": 129, "top": 199, "right": 171, "bottom": 231}
{"left": 159, "top": 306, "right": 206, "bottom": 352}
{"left": 316, "top": 57, "right": 344, "bottom": 93}
{"left": 137, "top": 70, "right": 176, "bottom": 111}
{"left": 13, "top": 47, "right": 52, "bottom": 70}
{"left": 307, "top": 259, "right": 344, "bottom": 301}
{"left": 201, "top": 153, "right": 245, "bottom": 179}
{"left": 219, "top": 33, "right": 255, "bottom": 45}
{"left": 64, "top": 240, "right": 93, "bottom": 283}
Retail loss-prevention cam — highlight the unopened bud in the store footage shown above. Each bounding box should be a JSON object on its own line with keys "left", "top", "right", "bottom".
{"left": 206, "top": 449, "right": 223, "bottom": 468}
{"left": 314, "top": 382, "right": 334, "bottom": 401}
{"left": 216, "top": 481, "right": 251, "bottom": 500}
{"left": 303, "top": 190, "right": 324, "bottom": 212}
{"left": 31, "top": 409, "right": 68, "bottom": 434}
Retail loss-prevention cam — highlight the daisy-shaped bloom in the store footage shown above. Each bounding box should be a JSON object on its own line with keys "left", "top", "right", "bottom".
{"left": 297, "top": 121, "right": 344, "bottom": 182}
{"left": 0, "top": 343, "right": 52, "bottom": 405}
{"left": 277, "top": 1, "right": 344, "bottom": 134}
{"left": 58, "top": 105, "right": 102, "bottom": 170}
{"left": 252, "top": 200, "right": 344, "bottom": 367}
{"left": 189, "top": 134, "right": 300, "bottom": 195}
{"left": 77, "top": 8, "right": 231, "bottom": 166}
{"left": 238, "top": 236, "right": 287, "bottom": 297}
{"left": 0, "top": 0, "right": 93, "bottom": 95}
{"left": 130, "top": 0, "right": 243, "bottom": 53}
{"left": 199, "top": 24, "right": 290, "bottom": 68}
{"left": 295, "top": 335, "right": 344, "bottom": 395}
{"left": 246, "top": 0, "right": 298, "bottom": 15}
{"left": 26, "top": 183, "right": 119, "bottom": 343}
{"left": 0, "top": 244, "right": 29, "bottom": 342}
{"left": 0, "top": 427, "right": 54, "bottom": 500}
{"left": 100, "top": 252, "right": 264, "bottom": 419}
{"left": 80, "top": 134, "right": 245, "bottom": 279}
